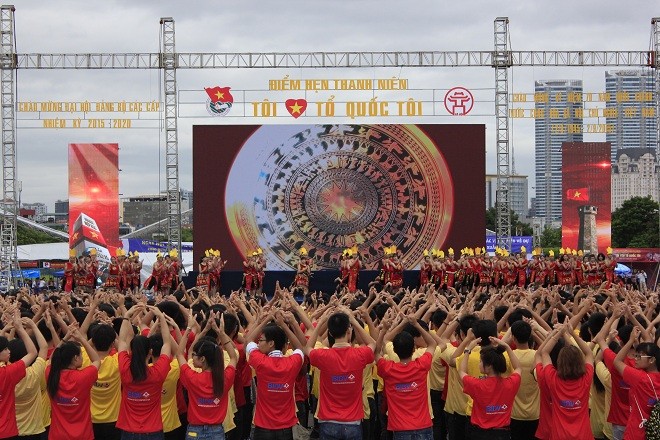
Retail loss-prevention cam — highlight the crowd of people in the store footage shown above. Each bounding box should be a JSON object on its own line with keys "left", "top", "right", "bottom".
{"left": 0, "top": 246, "right": 658, "bottom": 440}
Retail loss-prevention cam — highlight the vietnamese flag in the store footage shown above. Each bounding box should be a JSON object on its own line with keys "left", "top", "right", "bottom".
{"left": 204, "top": 86, "right": 234, "bottom": 104}
{"left": 566, "top": 187, "right": 589, "bottom": 201}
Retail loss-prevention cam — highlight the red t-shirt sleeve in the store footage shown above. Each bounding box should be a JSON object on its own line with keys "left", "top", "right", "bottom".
{"left": 152, "top": 354, "right": 173, "bottom": 381}
{"left": 356, "top": 346, "right": 375, "bottom": 364}
{"left": 6, "top": 359, "right": 27, "bottom": 384}
{"left": 621, "top": 364, "right": 644, "bottom": 387}
{"left": 248, "top": 349, "right": 265, "bottom": 370}
{"left": 415, "top": 352, "right": 433, "bottom": 371}
{"left": 81, "top": 365, "right": 99, "bottom": 388}
{"left": 376, "top": 357, "right": 392, "bottom": 379}
{"left": 462, "top": 375, "right": 479, "bottom": 396}
{"left": 224, "top": 364, "right": 236, "bottom": 387}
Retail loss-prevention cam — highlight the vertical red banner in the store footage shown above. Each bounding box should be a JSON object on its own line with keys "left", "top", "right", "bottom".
{"left": 68, "top": 143, "right": 120, "bottom": 250}
{"left": 561, "top": 142, "right": 611, "bottom": 253}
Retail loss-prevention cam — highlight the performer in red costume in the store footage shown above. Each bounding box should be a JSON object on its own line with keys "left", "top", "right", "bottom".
{"left": 444, "top": 248, "right": 458, "bottom": 288}
{"left": 196, "top": 251, "right": 211, "bottom": 291}
{"left": 131, "top": 251, "right": 142, "bottom": 294}
{"left": 419, "top": 250, "right": 432, "bottom": 287}
{"left": 515, "top": 246, "right": 528, "bottom": 288}
{"left": 105, "top": 254, "right": 121, "bottom": 289}
{"left": 603, "top": 247, "right": 616, "bottom": 288}
{"left": 346, "top": 246, "right": 361, "bottom": 294}
{"left": 387, "top": 247, "right": 404, "bottom": 290}
{"left": 63, "top": 250, "right": 76, "bottom": 292}
{"left": 294, "top": 247, "right": 312, "bottom": 294}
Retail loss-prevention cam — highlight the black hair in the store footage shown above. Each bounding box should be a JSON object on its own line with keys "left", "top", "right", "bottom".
{"left": 327, "top": 312, "right": 350, "bottom": 339}
{"left": 192, "top": 339, "right": 225, "bottom": 397}
{"left": 587, "top": 312, "right": 607, "bottom": 339}
{"left": 480, "top": 346, "right": 507, "bottom": 374}
{"left": 430, "top": 310, "right": 448, "bottom": 329}
{"left": 71, "top": 308, "right": 87, "bottom": 326}
{"left": 91, "top": 324, "right": 116, "bottom": 352}
{"left": 472, "top": 320, "right": 498, "bottom": 347}
{"left": 262, "top": 324, "right": 287, "bottom": 352}
{"left": 494, "top": 306, "right": 509, "bottom": 323}
{"left": 510, "top": 320, "right": 532, "bottom": 344}
{"left": 617, "top": 324, "right": 633, "bottom": 345}
{"left": 458, "top": 315, "right": 478, "bottom": 338}
{"left": 0, "top": 335, "right": 9, "bottom": 352}
{"left": 47, "top": 342, "right": 81, "bottom": 397}
{"left": 507, "top": 308, "right": 533, "bottom": 327}
{"left": 129, "top": 335, "right": 151, "bottom": 382}
{"left": 8, "top": 338, "right": 26, "bottom": 363}
{"left": 223, "top": 313, "right": 239, "bottom": 339}
{"left": 149, "top": 334, "right": 163, "bottom": 357}
{"left": 392, "top": 331, "right": 415, "bottom": 360}
{"left": 637, "top": 342, "right": 660, "bottom": 368}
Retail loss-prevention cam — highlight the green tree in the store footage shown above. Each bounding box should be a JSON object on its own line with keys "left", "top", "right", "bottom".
{"left": 181, "top": 228, "right": 193, "bottom": 242}
{"left": 611, "top": 196, "right": 659, "bottom": 248}
{"left": 17, "top": 224, "right": 65, "bottom": 245}
{"left": 540, "top": 226, "right": 562, "bottom": 248}
{"left": 485, "top": 207, "right": 533, "bottom": 236}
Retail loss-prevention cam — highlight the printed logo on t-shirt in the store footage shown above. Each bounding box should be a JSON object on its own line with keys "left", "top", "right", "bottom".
{"left": 559, "top": 399, "right": 582, "bottom": 410}
{"left": 94, "top": 381, "right": 110, "bottom": 388}
{"left": 331, "top": 374, "right": 356, "bottom": 385}
{"left": 394, "top": 382, "right": 419, "bottom": 392}
{"left": 618, "top": 379, "right": 630, "bottom": 390}
{"left": 127, "top": 391, "right": 151, "bottom": 401}
{"left": 196, "top": 397, "right": 221, "bottom": 408}
{"left": 485, "top": 404, "right": 508, "bottom": 415}
{"left": 267, "top": 382, "right": 291, "bottom": 392}
{"left": 55, "top": 396, "right": 80, "bottom": 406}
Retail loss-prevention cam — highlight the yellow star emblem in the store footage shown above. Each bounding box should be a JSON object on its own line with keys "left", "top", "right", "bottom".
{"left": 91, "top": 232, "right": 99, "bottom": 238}
{"left": 215, "top": 91, "right": 224, "bottom": 100}
{"left": 289, "top": 101, "right": 303, "bottom": 114}
{"left": 574, "top": 191, "right": 581, "bottom": 197}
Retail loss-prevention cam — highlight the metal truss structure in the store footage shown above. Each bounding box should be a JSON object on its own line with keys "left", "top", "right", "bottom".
{"left": 0, "top": 5, "right": 658, "bottom": 287}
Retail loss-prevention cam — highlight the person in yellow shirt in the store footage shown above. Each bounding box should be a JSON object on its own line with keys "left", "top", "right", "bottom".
{"left": 149, "top": 334, "right": 184, "bottom": 440}
{"left": 12, "top": 317, "right": 49, "bottom": 439}
{"left": 509, "top": 320, "right": 540, "bottom": 440}
{"left": 86, "top": 324, "right": 121, "bottom": 440}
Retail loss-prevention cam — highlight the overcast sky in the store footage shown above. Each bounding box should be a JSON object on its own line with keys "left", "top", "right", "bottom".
{"left": 10, "top": 0, "right": 659, "bottom": 211}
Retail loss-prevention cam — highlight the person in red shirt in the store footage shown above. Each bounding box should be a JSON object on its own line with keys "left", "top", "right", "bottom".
{"left": 459, "top": 336, "right": 521, "bottom": 440}
{"left": 614, "top": 326, "right": 660, "bottom": 440}
{"left": 246, "top": 310, "right": 305, "bottom": 440}
{"left": 176, "top": 312, "right": 238, "bottom": 440}
{"left": 0, "top": 311, "right": 37, "bottom": 440}
{"left": 538, "top": 323, "right": 594, "bottom": 440}
{"left": 376, "top": 315, "right": 437, "bottom": 439}
{"left": 116, "top": 304, "right": 173, "bottom": 440}
{"left": 46, "top": 330, "right": 101, "bottom": 440}
{"left": 304, "top": 308, "right": 376, "bottom": 440}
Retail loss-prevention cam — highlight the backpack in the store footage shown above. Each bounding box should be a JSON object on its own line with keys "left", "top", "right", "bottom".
{"left": 634, "top": 374, "right": 660, "bottom": 440}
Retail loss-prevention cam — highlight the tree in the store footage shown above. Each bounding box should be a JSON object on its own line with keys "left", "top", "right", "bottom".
{"left": 17, "top": 224, "right": 65, "bottom": 245}
{"left": 611, "top": 196, "right": 659, "bottom": 248}
{"left": 485, "top": 207, "right": 534, "bottom": 236}
{"left": 181, "top": 228, "right": 193, "bottom": 242}
{"left": 540, "top": 226, "right": 562, "bottom": 248}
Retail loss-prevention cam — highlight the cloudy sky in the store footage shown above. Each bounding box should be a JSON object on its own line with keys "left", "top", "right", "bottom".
{"left": 10, "top": 0, "right": 659, "bottom": 212}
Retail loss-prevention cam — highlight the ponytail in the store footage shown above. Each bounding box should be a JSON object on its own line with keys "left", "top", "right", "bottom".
{"left": 129, "top": 335, "right": 150, "bottom": 382}
{"left": 47, "top": 342, "right": 81, "bottom": 398}
{"left": 192, "top": 339, "right": 225, "bottom": 397}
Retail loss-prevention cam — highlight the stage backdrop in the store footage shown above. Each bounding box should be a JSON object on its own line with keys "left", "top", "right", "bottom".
{"left": 561, "top": 142, "right": 611, "bottom": 254}
{"left": 68, "top": 143, "right": 120, "bottom": 250}
{"left": 194, "top": 124, "right": 485, "bottom": 270}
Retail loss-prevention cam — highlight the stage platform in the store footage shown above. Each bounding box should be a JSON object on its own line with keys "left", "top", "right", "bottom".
{"left": 182, "top": 270, "right": 423, "bottom": 295}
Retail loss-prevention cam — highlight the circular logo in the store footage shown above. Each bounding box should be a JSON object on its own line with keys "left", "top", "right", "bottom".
{"left": 444, "top": 87, "right": 474, "bottom": 116}
{"left": 225, "top": 125, "right": 455, "bottom": 270}
{"left": 207, "top": 100, "right": 232, "bottom": 116}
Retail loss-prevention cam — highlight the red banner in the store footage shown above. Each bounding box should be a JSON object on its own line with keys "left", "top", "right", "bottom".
{"left": 613, "top": 248, "right": 660, "bottom": 263}
{"left": 68, "top": 143, "right": 120, "bottom": 252}
{"left": 561, "top": 142, "right": 611, "bottom": 254}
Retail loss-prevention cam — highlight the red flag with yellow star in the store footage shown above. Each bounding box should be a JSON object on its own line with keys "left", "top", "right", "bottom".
{"left": 566, "top": 187, "right": 589, "bottom": 201}
{"left": 205, "top": 86, "right": 234, "bottom": 104}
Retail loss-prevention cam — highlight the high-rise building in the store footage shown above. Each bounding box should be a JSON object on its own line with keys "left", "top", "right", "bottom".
{"left": 485, "top": 174, "right": 529, "bottom": 222}
{"left": 54, "top": 199, "right": 69, "bottom": 214}
{"left": 534, "top": 80, "right": 584, "bottom": 224}
{"left": 611, "top": 148, "right": 659, "bottom": 210}
{"left": 605, "top": 70, "right": 657, "bottom": 162}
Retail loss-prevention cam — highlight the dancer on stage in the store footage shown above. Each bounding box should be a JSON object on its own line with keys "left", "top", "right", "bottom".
{"left": 144, "top": 252, "right": 165, "bottom": 292}
{"left": 387, "top": 246, "right": 404, "bottom": 291}
{"left": 105, "top": 253, "right": 121, "bottom": 290}
{"left": 293, "top": 247, "right": 313, "bottom": 295}
{"left": 444, "top": 248, "right": 458, "bottom": 288}
{"left": 243, "top": 251, "right": 259, "bottom": 295}
{"left": 130, "top": 251, "right": 142, "bottom": 294}
{"left": 603, "top": 247, "right": 616, "bottom": 288}
{"left": 196, "top": 251, "right": 211, "bottom": 291}
{"left": 419, "top": 250, "right": 432, "bottom": 287}
{"left": 431, "top": 249, "right": 444, "bottom": 288}
{"left": 345, "top": 246, "right": 361, "bottom": 293}
{"left": 63, "top": 250, "right": 76, "bottom": 292}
